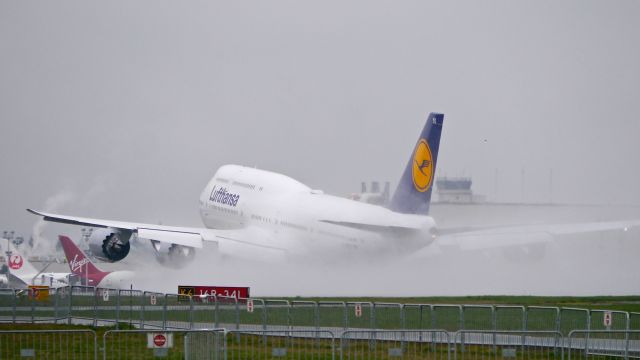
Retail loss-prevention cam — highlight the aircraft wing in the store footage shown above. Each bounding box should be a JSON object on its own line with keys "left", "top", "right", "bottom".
{"left": 27, "top": 209, "right": 291, "bottom": 255}
{"left": 436, "top": 219, "right": 640, "bottom": 251}
{"left": 28, "top": 209, "right": 209, "bottom": 249}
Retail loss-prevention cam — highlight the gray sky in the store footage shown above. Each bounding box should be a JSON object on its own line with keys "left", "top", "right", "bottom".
{"left": 1, "top": 0, "right": 640, "bottom": 237}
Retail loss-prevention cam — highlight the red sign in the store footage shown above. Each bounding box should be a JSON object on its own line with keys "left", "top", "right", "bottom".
{"left": 354, "top": 303, "right": 363, "bottom": 318}
{"left": 153, "top": 334, "right": 166, "bottom": 347}
{"left": 178, "top": 286, "right": 250, "bottom": 303}
{"left": 604, "top": 311, "right": 613, "bottom": 327}
{"left": 247, "top": 299, "right": 254, "bottom": 313}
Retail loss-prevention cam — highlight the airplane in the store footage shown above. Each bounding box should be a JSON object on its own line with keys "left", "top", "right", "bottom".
{"left": 4, "top": 243, "right": 69, "bottom": 288}
{"left": 58, "top": 235, "right": 134, "bottom": 289}
{"left": 27, "top": 113, "right": 640, "bottom": 266}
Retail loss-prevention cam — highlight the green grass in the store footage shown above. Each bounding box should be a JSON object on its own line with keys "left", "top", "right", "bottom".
{"left": 275, "top": 295, "right": 640, "bottom": 313}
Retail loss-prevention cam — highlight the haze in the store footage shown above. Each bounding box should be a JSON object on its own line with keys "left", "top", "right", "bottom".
{"left": 0, "top": 1, "right": 639, "bottom": 295}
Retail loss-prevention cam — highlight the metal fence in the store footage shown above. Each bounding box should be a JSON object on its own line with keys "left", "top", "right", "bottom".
{"left": 454, "top": 330, "right": 565, "bottom": 360}
{"left": 2, "top": 329, "right": 640, "bottom": 359}
{"left": 103, "top": 329, "right": 225, "bottom": 360}
{"left": 2, "top": 286, "right": 640, "bottom": 335}
{"left": 568, "top": 330, "right": 640, "bottom": 360}
{"left": 0, "top": 330, "right": 97, "bottom": 359}
{"left": 340, "top": 330, "right": 450, "bottom": 360}
{"left": 226, "top": 330, "right": 336, "bottom": 359}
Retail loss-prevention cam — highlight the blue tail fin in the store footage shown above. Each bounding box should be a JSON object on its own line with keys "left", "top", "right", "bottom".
{"left": 388, "top": 113, "right": 444, "bottom": 215}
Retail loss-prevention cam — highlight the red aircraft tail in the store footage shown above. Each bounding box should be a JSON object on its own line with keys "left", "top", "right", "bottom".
{"left": 59, "top": 235, "right": 104, "bottom": 276}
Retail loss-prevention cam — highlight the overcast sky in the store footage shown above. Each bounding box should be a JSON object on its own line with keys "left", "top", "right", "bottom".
{"left": 1, "top": 1, "right": 639, "bottom": 237}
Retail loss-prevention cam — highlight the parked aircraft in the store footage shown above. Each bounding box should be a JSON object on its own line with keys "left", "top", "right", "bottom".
{"left": 4, "top": 244, "right": 68, "bottom": 288}
{"left": 58, "top": 235, "right": 134, "bottom": 289}
{"left": 28, "top": 113, "right": 639, "bottom": 266}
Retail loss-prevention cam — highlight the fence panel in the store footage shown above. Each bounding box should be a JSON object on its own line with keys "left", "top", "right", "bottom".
{"left": 433, "top": 305, "right": 462, "bottom": 331}
{"left": 237, "top": 298, "right": 265, "bottom": 331}
{"left": 13, "top": 288, "right": 34, "bottom": 323}
{"left": 164, "top": 293, "right": 192, "bottom": 329}
{"left": 341, "top": 330, "right": 450, "bottom": 360}
{"left": 94, "top": 287, "right": 119, "bottom": 326}
{"left": 70, "top": 286, "right": 98, "bottom": 322}
{"left": 0, "top": 329, "right": 96, "bottom": 359}
{"left": 494, "top": 305, "right": 525, "bottom": 331}
{"left": 216, "top": 295, "right": 238, "bottom": 330}
{"left": 526, "top": 306, "right": 559, "bottom": 331}
{"left": 264, "top": 299, "right": 290, "bottom": 331}
{"left": 0, "top": 288, "right": 15, "bottom": 322}
{"left": 402, "top": 304, "right": 431, "bottom": 329}
{"left": 560, "top": 308, "right": 589, "bottom": 336}
{"left": 291, "top": 301, "right": 318, "bottom": 330}
{"left": 374, "top": 303, "right": 403, "bottom": 330}
{"left": 141, "top": 291, "right": 165, "bottom": 329}
{"left": 117, "top": 289, "right": 144, "bottom": 328}
{"left": 346, "top": 302, "right": 373, "bottom": 330}
{"left": 568, "top": 330, "right": 640, "bottom": 360}
{"left": 227, "top": 330, "right": 335, "bottom": 359}
{"left": 191, "top": 294, "right": 217, "bottom": 329}
{"left": 463, "top": 305, "right": 494, "bottom": 330}
{"left": 318, "top": 302, "right": 346, "bottom": 331}
{"left": 53, "top": 286, "right": 71, "bottom": 323}
{"left": 454, "top": 331, "right": 564, "bottom": 360}
{"left": 630, "top": 312, "right": 640, "bottom": 331}
{"left": 104, "top": 329, "right": 224, "bottom": 360}
{"left": 589, "top": 310, "right": 629, "bottom": 331}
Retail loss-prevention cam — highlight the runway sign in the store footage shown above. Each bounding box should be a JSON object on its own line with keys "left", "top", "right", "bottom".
{"left": 178, "top": 286, "right": 250, "bottom": 303}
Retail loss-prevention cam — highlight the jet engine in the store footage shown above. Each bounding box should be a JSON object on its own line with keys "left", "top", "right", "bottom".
{"left": 151, "top": 241, "right": 196, "bottom": 268}
{"left": 88, "top": 228, "right": 132, "bottom": 262}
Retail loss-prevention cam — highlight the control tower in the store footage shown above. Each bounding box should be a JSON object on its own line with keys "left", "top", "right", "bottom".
{"left": 436, "top": 177, "right": 485, "bottom": 203}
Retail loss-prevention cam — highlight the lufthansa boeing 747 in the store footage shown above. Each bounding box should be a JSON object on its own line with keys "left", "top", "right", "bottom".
{"left": 28, "top": 114, "right": 639, "bottom": 266}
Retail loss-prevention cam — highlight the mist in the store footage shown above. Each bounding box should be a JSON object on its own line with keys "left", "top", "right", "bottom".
{"left": 1, "top": 1, "right": 639, "bottom": 296}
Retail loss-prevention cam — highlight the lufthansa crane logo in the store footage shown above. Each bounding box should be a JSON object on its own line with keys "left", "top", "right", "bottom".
{"left": 9, "top": 255, "right": 23, "bottom": 270}
{"left": 412, "top": 139, "right": 434, "bottom": 192}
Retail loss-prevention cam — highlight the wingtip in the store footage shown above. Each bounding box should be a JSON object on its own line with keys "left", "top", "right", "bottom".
{"left": 26, "top": 209, "right": 41, "bottom": 216}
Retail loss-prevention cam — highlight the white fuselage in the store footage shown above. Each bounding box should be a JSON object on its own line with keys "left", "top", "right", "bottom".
{"left": 197, "top": 165, "right": 436, "bottom": 258}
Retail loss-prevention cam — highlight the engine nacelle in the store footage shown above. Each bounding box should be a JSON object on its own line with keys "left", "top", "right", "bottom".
{"left": 151, "top": 241, "right": 196, "bottom": 268}
{"left": 88, "top": 228, "right": 132, "bottom": 262}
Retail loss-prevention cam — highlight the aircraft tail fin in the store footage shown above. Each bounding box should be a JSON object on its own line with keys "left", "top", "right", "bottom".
{"left": 388, "top": 113, "right": 444, "bottom": 215}
{"left": 5, "top": 244, "right": 39, "bottom": 280}
{"left": 59, "top": 235, "right": 103, "bottom": 276}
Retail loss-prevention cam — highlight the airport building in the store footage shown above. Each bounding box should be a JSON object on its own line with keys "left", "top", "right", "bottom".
{"left": 435, "top": 176, "right": 486, "bottom": 204}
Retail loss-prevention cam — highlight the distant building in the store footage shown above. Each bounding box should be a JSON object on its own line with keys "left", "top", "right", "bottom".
{"left": 349, "top": 181, "right": 390, "bottom": 206}
{"left": 436, "top": 177, "right": 485, "bottom": 204}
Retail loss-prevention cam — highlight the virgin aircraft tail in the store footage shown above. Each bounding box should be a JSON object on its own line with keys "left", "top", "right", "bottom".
{"left": 388, "top": 112, "right": 444, "bottom": 215}
{"left": 59, "top": 235, "right": 104, "bottom": 276}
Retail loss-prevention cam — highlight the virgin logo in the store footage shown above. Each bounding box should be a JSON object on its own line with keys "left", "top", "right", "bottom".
{"left": 70, "top": 254, "right": 90, "bottom": 273}
{"left": 9, "top": 255, "right": 23, "bottom": 270}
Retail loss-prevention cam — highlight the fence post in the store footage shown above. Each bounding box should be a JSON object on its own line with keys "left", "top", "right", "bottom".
{"left": 68, "top": 287, "right": 73, "bottom": 325}
{"left": 115, "top": 289, "right": 120, "bottom": 329}
{"left": 492, "top": 306, "right": 497, "bottom": 354}
{"left": 162, "top": 294, "right": 167, "bottom": 330}
{"left": 189, "top": 296, "right": 194, "bottom": 329}
{"left": 141, "top": 291, "right": 146, "bottom": 329}
{"left": 53, "top": 287, "right": 59, "bottom": 323}
{"left": 30, "top": 288, "right": 35, "bottom": 323}
{"left": 262, "top": 299, "right": 268, "bottom": 331}
{"left": 92, "top": 287, "right": 97, "bottom": 327}
{"left": 235, "top": 297, "right": 240, "bottom": 330}
{"left": 314, "top": 301, "right": 320, "bottom": 331}
{"left": 214, "top": 295, "right": 219, "bottom": 328}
